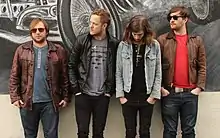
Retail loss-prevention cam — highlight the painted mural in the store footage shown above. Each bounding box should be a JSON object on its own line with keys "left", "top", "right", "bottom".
{"left": 0, "top": 0, "right": 220, "bottom": 93}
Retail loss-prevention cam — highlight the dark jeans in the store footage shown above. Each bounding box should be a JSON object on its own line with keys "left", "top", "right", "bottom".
{"left": 20, "top": 102, "right": 59, "bottom": 138}
{"left": 122, "top": 102, "right": 154, "bottom": 138}
{"left": 161, "top": 91, "right": 198, "bottom": 138}
{"left": 75, "top": 93, "right": 110, "bottom": 138}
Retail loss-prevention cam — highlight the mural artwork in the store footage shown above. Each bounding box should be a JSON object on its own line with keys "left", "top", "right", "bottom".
{"left": 0, "top": 0, "right": 220, "bottom": 93}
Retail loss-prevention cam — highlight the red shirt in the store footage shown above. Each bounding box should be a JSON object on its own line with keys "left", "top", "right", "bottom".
{"left": 173, "top": 34, "right": 195, "bottom": 88}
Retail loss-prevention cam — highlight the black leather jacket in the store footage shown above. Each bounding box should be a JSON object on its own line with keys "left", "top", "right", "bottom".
{"left": 68, "top": 33, "right": 119, "bottom": 96}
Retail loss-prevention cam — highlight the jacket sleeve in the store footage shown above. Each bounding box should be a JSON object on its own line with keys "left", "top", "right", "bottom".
{"left": 68, "top": 38, "right": 81, "bottom": 95}
{"left": 150, "top": 40, "right": 162, "bottom": 99}
{"left": 196, "top": 36, "right": 206, "bottom": 90}
{"left": 59, "top": 46, "right": 72, "bottom": 102}
{"left": 9, "top": 46, "right": 21, "bottom": 104}
{"left": 108, "top": 39, "right": 120, "bottom": 96}
{"left": 115, "top": 42, "right": 125, "bottom": 98}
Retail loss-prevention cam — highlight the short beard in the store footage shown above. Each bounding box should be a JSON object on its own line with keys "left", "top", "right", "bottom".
{"left": 32, "top": 37, "right": 47, "bottom": 45}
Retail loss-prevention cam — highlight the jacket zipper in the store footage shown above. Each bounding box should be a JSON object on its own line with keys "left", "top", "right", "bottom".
{"left": 171, "top": 39, "right": 177, "bottom": 86}
{"left": 47, "top": 50, "right": 57, "bottom": 112}
{"left": 30, "top": 49, "right": 34, "bottom": 110}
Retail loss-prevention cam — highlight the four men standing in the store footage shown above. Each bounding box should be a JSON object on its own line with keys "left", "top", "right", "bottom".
{"left": 9, "top": 6, "right": 206, "bottom": 138}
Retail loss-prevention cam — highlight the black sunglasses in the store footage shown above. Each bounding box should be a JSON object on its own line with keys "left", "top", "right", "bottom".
{"left": 167, "top": 15, "right": 185, "bottom": 21}
{"left": 31, "top": 28, "right": 45, "bottom": 33}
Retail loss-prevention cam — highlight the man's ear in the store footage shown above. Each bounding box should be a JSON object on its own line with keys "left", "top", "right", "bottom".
{"left": 46, "top": 30, "right": 49, "bottom": 37}
{"left": 184, "top": 17, "right": 189, "bottom": 23}
{"left": 103, "top": 23, "right": 107, "bottom": 29}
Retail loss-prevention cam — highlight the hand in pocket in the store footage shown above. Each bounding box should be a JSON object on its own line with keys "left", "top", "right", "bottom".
{"left": 119, "top": 97, "right": 128, "bottom": 104}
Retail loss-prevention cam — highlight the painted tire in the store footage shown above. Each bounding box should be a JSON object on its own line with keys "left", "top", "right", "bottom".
{"left": 57, "top": 0, "right": 121, "bottom": 51}
{"left": 189, "top": 0, "right": 220, "bottom": 24}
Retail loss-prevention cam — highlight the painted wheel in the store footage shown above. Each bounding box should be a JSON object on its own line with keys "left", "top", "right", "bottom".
{"left": 57, "top": 0, "right": 121, "bottom": 51}
{"left": 189, "top": 0, "right": 220, "bottom": 24}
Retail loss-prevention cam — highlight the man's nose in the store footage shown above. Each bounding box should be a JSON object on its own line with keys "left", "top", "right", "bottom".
{"left": 36, "top": 30, "right": 40, "bottom": 33}
{"left": 89, "top": 23, "right": 93, "bottom": 28}
{"left": 134, "top": 35, "right": 139, "bottom": 40}
{"left": 170, "top": 17, "right": 175, "bottom": 22}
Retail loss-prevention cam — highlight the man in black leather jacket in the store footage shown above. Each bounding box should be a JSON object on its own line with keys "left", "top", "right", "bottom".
{"left": 68, "top": 9, "right": 119, "bottom": 138}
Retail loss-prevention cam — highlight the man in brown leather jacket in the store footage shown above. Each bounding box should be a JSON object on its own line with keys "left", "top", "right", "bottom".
{"left": 9, "top": 18, "right": 70, "bottom": 138}
{"left": 157, "top": 6, "right": 206, "bottom": 138}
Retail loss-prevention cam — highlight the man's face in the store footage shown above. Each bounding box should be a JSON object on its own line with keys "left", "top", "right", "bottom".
{"left": 132, "top": 30, "right": 145, "bottom": 43}
{"left": 30, "top": 21, "right": 47, "bottom": 44}
{"left": 89, "top": 15, "right": 107, "bottom": 36}
{"left": 168, "top": 11, "right": 188, "bottom": 31}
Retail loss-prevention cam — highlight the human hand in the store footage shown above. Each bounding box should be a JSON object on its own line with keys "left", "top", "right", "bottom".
{"left": 12, "top": 100, "right": 24, "bottom": 108}
{"left": 161, "top": 87, "right": 170, "bottom": 97}
{"left": 59, "top": 100, "right": 68, "bottom": 108}
{"left": 119, "top": 97, "right": 128, "bottom": 104}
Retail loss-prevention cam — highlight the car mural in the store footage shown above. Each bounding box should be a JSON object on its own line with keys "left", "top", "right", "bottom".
{"left": 0, "top": 0, "right": 219, "bottom": 46}
{"left": 0, "top": 0, "right": 220, "bottom": 92}
{"left": 0, "top": 0, "right": 57, "bottom": 29}
{"left": 57, "top": 0, "right": 220, "bottom": 51}
{"left": 0, "top": 0, "right": 58, "bottom": 43}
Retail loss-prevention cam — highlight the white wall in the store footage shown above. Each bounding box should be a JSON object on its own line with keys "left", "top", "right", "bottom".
{"left": 0, "top": 92, "right": 220, "bottom": 138}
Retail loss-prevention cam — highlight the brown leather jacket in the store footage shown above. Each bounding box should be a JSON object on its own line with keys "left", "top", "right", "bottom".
{"left": 157, "top": 31, "right": 206, "bottom": 90}
{"left": 9, "top": 41, "right": 70, "bottom": 111}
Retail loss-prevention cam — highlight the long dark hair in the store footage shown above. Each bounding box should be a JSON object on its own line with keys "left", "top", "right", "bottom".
{"left": 122, "top": 15, "right": 155, "bottom": 45}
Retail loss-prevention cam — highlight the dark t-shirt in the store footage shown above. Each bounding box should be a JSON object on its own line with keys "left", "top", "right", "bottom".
{"left": 125, "top": 44, "right": 149, "bottom": 104}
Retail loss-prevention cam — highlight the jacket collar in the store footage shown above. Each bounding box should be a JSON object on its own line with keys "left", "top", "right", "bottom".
{"left": 87, "top": 31, "right": 112, "bottom": 41}
{"left": 166, "top": 29, "right": 197, "bottom": 39}
{"left": 22, "top": 40, "right": 57, "bottom": 52}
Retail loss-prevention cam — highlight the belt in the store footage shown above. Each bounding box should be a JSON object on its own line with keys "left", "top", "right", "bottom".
{"left": 165, "top": 86, "right": 194, "bottom": 93}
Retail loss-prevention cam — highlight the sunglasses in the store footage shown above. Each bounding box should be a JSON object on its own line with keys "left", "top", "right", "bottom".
{"left": 31, "top": 28, "right": 45, "bottom": 33}
{"left": 167, "top": 15, "right": 185, "bottom": 21}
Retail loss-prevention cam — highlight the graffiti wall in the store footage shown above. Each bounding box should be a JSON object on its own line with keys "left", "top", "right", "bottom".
{"left": 0, "top": 0, "right": 220, "bottom": 93}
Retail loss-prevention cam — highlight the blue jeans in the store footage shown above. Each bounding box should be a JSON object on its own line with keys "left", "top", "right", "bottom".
{"left": 161, "top": 91, "right": 198, "bottom": 138}
{"left": 20, "top": 102, "right": 59, "bottom": 138}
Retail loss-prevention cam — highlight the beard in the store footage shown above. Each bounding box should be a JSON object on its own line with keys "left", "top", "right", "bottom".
{"left": 32, "top": 36, "right": 47, "bottom": 44}
{"left": 170, "top": 22, "right": 185, "bottom": 32}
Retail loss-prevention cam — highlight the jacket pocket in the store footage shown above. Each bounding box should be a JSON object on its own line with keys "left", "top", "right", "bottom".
{"left": 121, "top": 52, "right": 130, "bottom": 59}
{"left": 147, "top": 55, "right": 156, "bottom": 60}
{"left": 21, "top": 87, "right": 27, "bottom": 94}
{"left": 20, "top": 59, "right": 33, "bottom": 74}
{"left": 21, "top": 81, "right": 27, "bottom": 94}
{"left": 146, "top": 55, "right": 156, "bottom": 67}
{"left": 162, "top": 63, "right": 170, "bottom": 70}
{"left": 162, "top": 63, "right": 170, "bottom": 85}
{"left": 190, "top": 59, "right": 198, "bottom": 83}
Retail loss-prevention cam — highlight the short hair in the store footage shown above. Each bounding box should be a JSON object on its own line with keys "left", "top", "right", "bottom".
{"left": 168, "top": 6, "right": 190, "bottom": 19}
{"left": 123, "top": 15, "right": 155, "bottom": 45}
{"left": 29, "top": 18, "right": 49, "bottom": 35}
{"left": 91, "top": 9, "right": 111, "bottom": 28}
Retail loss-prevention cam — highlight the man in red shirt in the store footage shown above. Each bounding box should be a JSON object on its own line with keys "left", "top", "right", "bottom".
{"left": 157, "top": 6, "right": 206, "bottom": 138}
